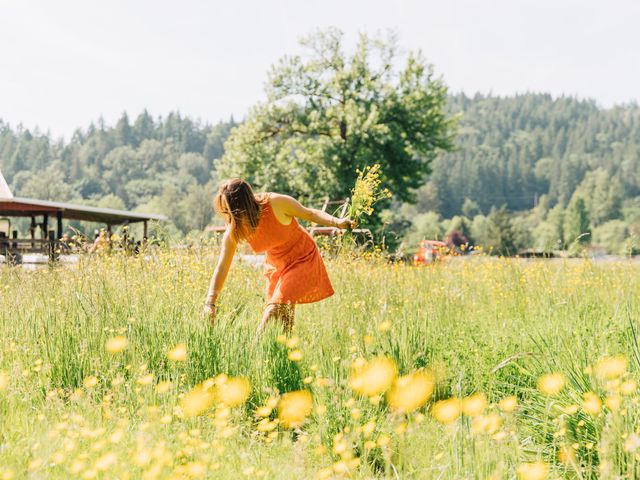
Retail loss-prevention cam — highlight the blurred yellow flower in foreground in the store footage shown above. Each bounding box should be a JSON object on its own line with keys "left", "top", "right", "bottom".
{"left": 537, "top": 373, "right": 565, "bottom": 395}
{"left": 471, "top": 413, "right": 502, "bottom": 435}
{"left": 349, "top": 357, "right": 397, "bottom": 397}
{"left": 105, "top": 336, "right": 128, "bottom": 354}
{"left": 517, "top": 461, "right": 548, "bottom": 480}
{"left": 155, "top": 381, "right": 173, "bottom": 394}
{"left": 180, "top": 384, "right": 215, "bottom": 417}
{"left": 387, "top": 371, "right": 434, "bottom": 413}
{"left": 278, "top": 390, "right": 313, "bottom": 428}
{"left": 558, "top": 444, "right": 576, "bottom": 464}
{"left": 0, "top": 371, "right": 8, "bottom": 391}
{"left": 582, "top": 392, "right": 602, "bottom": 415}
{"left": 604, "top": 395, "right": 621, "bottom": 411}
{"left": 594, "top": 356, "right": 627, "bottom": 380}
{"left": 462, "top": 392, "right": 487, "bottom": 417}
{"left": 431, "top": 398, "right": 461, "bottom": 424}
{"left": 137, "top": 373, "right": 154, "bottom": 385}
{"left": 83, "top": 376, "right": 98, "bottom": 388}
{"left": 216, "top": 376, "right": 251, "bottom": 407}
{"left": 620, "top": 379, "right": 637, "bottom": 395}
{"left": 167, "top": 343, "right": 188, "bottom": 361}
{"left": 498, "top": 395, "right": 518, "bottom": 413}
{"left": 288, "top": 350, "right": 303, "bottom": 362}
{"left": 378, "top": 321, "right": 392, "bottom": 332}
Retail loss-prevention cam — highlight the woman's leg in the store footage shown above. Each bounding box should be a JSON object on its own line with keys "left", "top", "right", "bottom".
{"left": 256, "top": 303, "right": 296, "bottom": 337}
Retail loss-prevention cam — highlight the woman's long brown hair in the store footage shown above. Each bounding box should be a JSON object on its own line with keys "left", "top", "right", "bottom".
{"left": 213, "top": 179, "right": 265, "bottom": 241}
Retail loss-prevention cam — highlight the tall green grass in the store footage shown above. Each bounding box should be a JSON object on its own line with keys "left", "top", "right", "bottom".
{"left": 1, "top": 252, "right": 639, "bottom": 478}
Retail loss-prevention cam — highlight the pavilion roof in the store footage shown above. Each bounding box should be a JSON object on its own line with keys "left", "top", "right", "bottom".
{"left": 0, "top": 196, "right": 166, "bottom": 224}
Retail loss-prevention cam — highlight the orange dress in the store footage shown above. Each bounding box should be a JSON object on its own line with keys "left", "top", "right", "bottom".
{"left": 247, "top": 197, "right": 334, "bottom": 305}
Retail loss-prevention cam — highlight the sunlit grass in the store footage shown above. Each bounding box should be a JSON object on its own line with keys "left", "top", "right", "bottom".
{"left": 1, "top": 252, "right": 640, "bottom": 478}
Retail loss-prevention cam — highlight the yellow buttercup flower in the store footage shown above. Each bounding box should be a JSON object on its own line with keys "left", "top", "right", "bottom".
{"left": 517, "top": 461, "right": 548, "bottom": 480}
{"left": 537, "top": 373, "right": 565, "bottom": 395}
{"left": 620, "top": 379, "right": 636, "bottom": 395}
{"left": 0, "top": 371, "right": 8, "bottom": 391}
{"left": 498, "top": 395, "right": 518, "bottom": 413}
{"left": 604, "top": 395, "right": 621, "bottom": 411}
{"left": 278, "top": 390, "right": 313, "bottom": 428}
{"left": 348, "top": 357, "right": 397, "bottom": 397}
{"left": 105, "top": 336, "right": 128, "bottom": 354}
{"left": 180, "top": 384, "right": 215, "bottom": 417}
{"left": 167, "top": 343, "right": 188, "bottom": 361}
{"left": 471, "top": 413, "right": 502, "bottom": 435}
{"left": 155, "top": 381, "right": 172, "bottom": 394}
{"left": 387, "top": 371, "right": 435, "bottom": 413}
{"left": 462, "top": 392, "right": 487, "bottom": 417}
{"left": 288, "top": 350, "right": 303, "bottom": 362}
{"left": 431, "top": 398, "right": 461, "bottom": 424}
{"left": 83, "top": 376, "right": 98, "bottom": 389}
{"left": 137, "top": 373, "right": 154, "bottom": 385}
{"left": 216, "top": 376, "right": 251, "bottom": 407}
{"left": 594, "top": 356, "right": 627, "bottom": 380}
{"left": 582, "top": 392, "right": 602, "bottom": 415}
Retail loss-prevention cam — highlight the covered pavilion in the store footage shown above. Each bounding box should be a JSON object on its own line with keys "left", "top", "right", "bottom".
{"left": 0, "top": 169, "right": 165, "bottom": 257}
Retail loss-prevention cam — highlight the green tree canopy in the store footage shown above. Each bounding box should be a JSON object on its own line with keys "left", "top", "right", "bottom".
{"left": 217, "top": 29, "right": 455, "bottom": 207}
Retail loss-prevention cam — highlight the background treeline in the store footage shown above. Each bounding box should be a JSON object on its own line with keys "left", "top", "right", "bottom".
{"left": 0, "top": 112, "right": 235, "bottom": 235}
{"left": 2, "top": 93, "right": 640, "bottom": 254}
{"left": 388, "top": 93, "right": 640, "bottom": 255}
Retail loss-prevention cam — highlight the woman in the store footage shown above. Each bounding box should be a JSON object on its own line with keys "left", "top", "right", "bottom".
{"left": 205, "top": 179, "right": 354, "bottom": 334}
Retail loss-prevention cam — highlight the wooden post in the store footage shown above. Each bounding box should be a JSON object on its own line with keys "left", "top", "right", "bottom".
{"left": 106, "top": 224, "right": 112, "bottom": 250}
{"left": 42, "top": 214, "right": 48, "bottom": 241}
{"left": 30, "top": 216, "right": 36, "bottom": 249}
{"left": 48, "top": 229, "right": 55, "bottom": 262}
{"left": 11, "top": 230, "right": 17, "bottom": 249}
{"left": 143, "top": 221, "right": 148, "bottom": 241}
{"left": 56, "top": 211, "right": 63, "bottom": 240}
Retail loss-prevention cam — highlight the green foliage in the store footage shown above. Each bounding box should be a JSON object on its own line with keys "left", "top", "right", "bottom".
{"left": 0, "top": 114, "right": 236, "bottom": 235}
{"left": 485, "top": 206, "right": 518, "bottom": 255}
{"left": 592, "top": 220, "right": 631, "bottom": 255}
{"left": 2, "top": 253, "right": 640, "bottom": 477}
{"left": 216, "top": 29, "right": 455, "bottom": 211}
{"left": 430, "top": 94, "right": 640, "bottom": 218}
{"left": 564, "top": 197, "right": 591, "bottom": 248}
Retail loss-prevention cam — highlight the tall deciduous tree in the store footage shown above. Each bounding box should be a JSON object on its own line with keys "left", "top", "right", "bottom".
{"left": 564, "top": 197, "right": 591, "bottom": 246}
{"left": 217, "top": 29, "right": 455, "bottom": 208}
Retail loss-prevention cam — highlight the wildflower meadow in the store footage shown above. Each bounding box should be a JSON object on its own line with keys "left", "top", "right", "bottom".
{"left": 1, "top": 250, "right": 640, "bottom": 479}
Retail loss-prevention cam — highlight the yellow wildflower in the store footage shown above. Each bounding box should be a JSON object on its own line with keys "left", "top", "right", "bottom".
{"left": 278, "top": 390, "right": 313, "bottom": 428}
{"left": 537, "top": 373, "right": 565, "bottom": 395}
{"left": 348, "top": 356, "right": 397, "bottom": 397}
{"left": 387, "top": 371, "right": 435, "bottom": 413}
{"left": 105, "top": 336, "right": 128, "bottom": 354}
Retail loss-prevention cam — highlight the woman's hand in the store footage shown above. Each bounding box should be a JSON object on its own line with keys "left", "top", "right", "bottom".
{"left": 204, "top": 302, "right": 216, "bottom": 326}
{"left": 336, "top": 217, "right": 357, "bottom": 230}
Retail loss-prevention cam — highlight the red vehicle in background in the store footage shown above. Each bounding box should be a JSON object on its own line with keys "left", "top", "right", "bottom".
{"left": 413, "top": 240, "right": 447, "bottom": 265}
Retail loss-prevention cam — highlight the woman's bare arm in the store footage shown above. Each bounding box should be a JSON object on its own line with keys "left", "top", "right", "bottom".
{"left": 205, "top": 228, "right": 238, "bottom": 306}
{"left": 270, "top": 194, "right": 355, "bottom": 228}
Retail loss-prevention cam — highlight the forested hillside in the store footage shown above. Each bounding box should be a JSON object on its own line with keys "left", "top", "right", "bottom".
{"left": 1, "top": 94, "right": 640, "bottom": 252}
{"left": 0, "top": 112, "right": 236, "bottom": 233}
{"left": 429, "top": 94, "right": 640, "bottom": 217}
{"left": 392, "top": 94, "right": 640, "bottom": 255}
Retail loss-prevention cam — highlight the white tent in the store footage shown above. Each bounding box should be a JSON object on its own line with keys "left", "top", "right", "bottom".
{"left": 0, "top": 169, "right": 13, "bottom": 199}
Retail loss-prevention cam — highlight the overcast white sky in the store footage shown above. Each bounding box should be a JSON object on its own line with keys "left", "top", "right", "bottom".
{"left": 1, "top": 0, "right": 639, "bottom": 139}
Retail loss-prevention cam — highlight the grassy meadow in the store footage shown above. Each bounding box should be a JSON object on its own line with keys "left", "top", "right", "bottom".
{"left": 1, "top": 249, "right": 640, "bottom": 479}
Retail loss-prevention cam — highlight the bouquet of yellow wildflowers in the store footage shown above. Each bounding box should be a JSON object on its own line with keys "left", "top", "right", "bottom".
{"left": 347, "top": 164, "right": 392, "bottom": 224}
